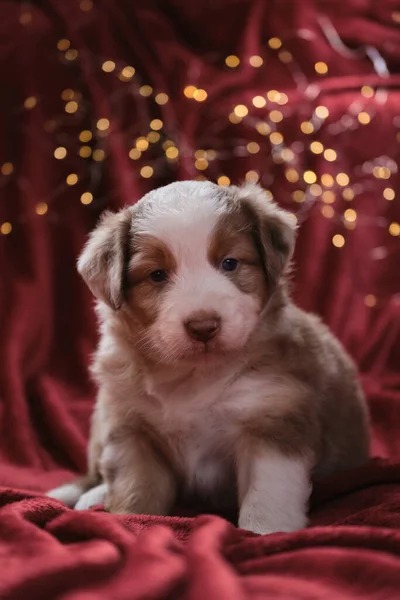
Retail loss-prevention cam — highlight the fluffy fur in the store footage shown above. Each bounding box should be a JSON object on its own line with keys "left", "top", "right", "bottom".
{"left": 47, "top": 181, "right": 370, "bottom": 535}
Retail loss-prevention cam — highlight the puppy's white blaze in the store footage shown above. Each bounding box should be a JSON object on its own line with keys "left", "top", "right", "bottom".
{"left": 74, "top": 483, "right": 108, "bottom": 510}
{"left": 238, "top": 450, "right": 312, "bottom": 535}
{"left": 47, "top": 482, "right": 86, "bottom": 508}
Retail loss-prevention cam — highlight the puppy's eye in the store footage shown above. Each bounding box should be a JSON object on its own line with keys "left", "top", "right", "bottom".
{"left": 149, "top": 269, "right": 168, "bottom": 283}
{"left": 221, "top": 258, "right": 238, "bottom": 272}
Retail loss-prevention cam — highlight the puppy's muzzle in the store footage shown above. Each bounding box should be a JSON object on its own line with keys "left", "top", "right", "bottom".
{"left": 185, "top": 315, "right": 221, "bottom": 343}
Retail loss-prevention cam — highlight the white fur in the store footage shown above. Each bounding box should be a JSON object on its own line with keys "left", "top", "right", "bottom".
{"left": 238, "top": 449, "right": 312, "bottom": 535}
{"left": 75, "top": 484, "right": 108, "bottom": 510}
{"left": 47, "top": 482, "right": 86, "bottom": 508}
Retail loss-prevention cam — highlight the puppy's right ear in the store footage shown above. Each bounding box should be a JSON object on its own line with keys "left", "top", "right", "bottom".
{"left": 78, "top": 208, "right": 133, "bottom": 310}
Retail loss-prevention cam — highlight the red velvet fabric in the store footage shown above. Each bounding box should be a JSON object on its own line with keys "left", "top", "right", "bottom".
{"left": 0, "top": 0, "right": 400, "bottom": 598}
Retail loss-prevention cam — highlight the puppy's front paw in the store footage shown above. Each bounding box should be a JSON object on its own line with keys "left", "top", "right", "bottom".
{"left": 238, "top": 508, "right": 307, "bottom": 535}
{"left": 74, "top": 483, "right": 108, "bottom": 510}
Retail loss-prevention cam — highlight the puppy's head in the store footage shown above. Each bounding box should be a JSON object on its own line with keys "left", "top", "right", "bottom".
{"left": 78, "top": 181, "right": 296, "bottom": 364}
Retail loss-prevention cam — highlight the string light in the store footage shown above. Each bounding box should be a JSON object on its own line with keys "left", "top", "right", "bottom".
{"left": 24, "top": 96, "right": 37, "bottom": 109}
{"left": 267, "top": 90, "right": 280, "bottom": 102}
{"left": 361, "top": 86, "right": 374, "bottom": 98}
{"left": 268, "top": 37, "right": 282, "bottom": 49}
{"left": 310, "top": 184, "right": 322, "bottom": 196}
{"left": 285, "top": 168, "right": 299, "bottom": 183}
{"left": 310, "top": 141, "right": 324, "bottom": 154}
{"left": 389, "top": 222, "right": 400, "bottom": 236}
{"left": 66, "top": 173, "right": 78, "bottom": 185}
{"left": 358, "top": 111, "right": 371, "bottom": 125}
{"left": 119, "top": 66, "right": 135, "bottom": 81}
{"left": 322, "top": 206, "right": 334, "bottom": 218}
{"left": 252, "top": 96, "right": 266, "bottom": 108}
{"left": 54, "top": 147, "right": 67, "bottom": 159}
{"left": 303, "top": 170, "right": 317, "bottom": 184}
{"left": 217, "top": 176, "right": 230, "bottom": 186}
{"left": 324, "top": 149, "right": 337, "bottom": 162}
{"left": 332, "top": 234, "right": 345, "bottom": 247}
{"left": 61, "top": 89, "right": 74, "bottom": 101}
{"left": 81, "top": 192, "right": 93, "bottom": 205}
{"left": 140, "top": 166, "right": 154, "bottom": 178}
{"left": 102, "top": 61, "right": 115, "bottom": 72}
{"left": 225, "top": 55, "right": 240, "bottom": 68}
{"left": 155, "top": 93, "right": 169, "bottom": 105}
{"left": 147, "top": 131, "right": 160, "bottom": 143}
{"left": 234, "top": 104, "right": 248, "bottom": 117}
{"left": 1, "top": 162, "right": 13, "bottom": 175}
{"left": 57, "top": 39, "right": 70, "bottom": 51}
{"left": 65, "top": 101, "right": 78, "bottom": 114}
{"left": 336, "top": 173, "right": 350, "bottom": 186}
{"left": 184, "top": 86, "right": 197, "bottom": 98}
{"left": 315, "top": 105, "right": 329, "bottom": 119}
{"left": 270, "top": 110, "right": 283, "bottom": 122}
{"left": 1, "top": 222, "right": 12, "bottom": 235}
{"left": 321, "top": 174, "right": 334, "bottom": 187}
{"left": 97, "top": 118, "right": 110, "bottom": 131}
{"left": 270, "top": 132, "right": 283, "bottom": 145}
{"left": 344, "top": 208, "right": 357, "bottom": 222}
{"left": 364, "top": 294, "right": 377, "bottom": 307}
{"left": 150, "top": 119, "right": 163, "bottom": 131}
{"left": 166, "top": 147, "right": 179, "bottom": 159}
{"left": 256, "top": 122, "right": 271, "bottom": 135}
{"left": 342, "top": 188, "right": 354, "bottom": 201}
{"left": 136, "top": 137, "right": 149, "bottom": 151}
{"left": 322, "top": 191, "right": 335, "bottom": 203}
{"left": 315, "top": 61, "right": 328, "bottom": 74}
{"left": 195, "top": 158, "right": 208, "bottom": 170}
{"left": 65, "top": 49, "right": 78, "bottom": 61}
{"left": 79, "top": 130, "right": 92, "bottom": 142}
{"left": 245, "top": 170, "right": 259, "bottom": 182}
{"left": 129, "top": 148, "right": 141, "bottom": 160}
{"left": 278, "top": 50, "right": 292, "bottom": 63}
{"left": 383, "top": 188, "right": 395, "bottom": 200}
{"left": 79, "top": 146, "right": 92, "bottom": 158}
{"left": 300, "top": 121, "right": 314, "bottom": 134}
{"left": 247, "top": 142, "right": 260, "bottom": 154}
{"left": 139, "top": 85, "right": 152, "bottom": 96}
{"left": 293, "top": 190, "right": 305, "bottom": 203}
{"left": 193, "top": 89, "right": 207, "bottom": 102}
{"left": 249, "top": 55, "right": 263, "bottom": 67}
{"left": 93, "top": 149, "right": 105, "bottom": 161}
{"left": 36, "top": 202, "right": 48, "bottom": 215}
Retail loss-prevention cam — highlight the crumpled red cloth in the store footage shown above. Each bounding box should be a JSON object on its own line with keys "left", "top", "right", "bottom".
{"left": 0, "top": 0, "right": 400, "bottom": 598}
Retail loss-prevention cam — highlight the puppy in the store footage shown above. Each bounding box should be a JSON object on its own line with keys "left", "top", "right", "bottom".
{"left": 48, "top": 181, "right": 370, "bottom": 534}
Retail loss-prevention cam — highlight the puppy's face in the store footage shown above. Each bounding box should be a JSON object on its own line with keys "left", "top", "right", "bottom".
{"left": 78, "top": 181, "right": 295, "bottom": 365}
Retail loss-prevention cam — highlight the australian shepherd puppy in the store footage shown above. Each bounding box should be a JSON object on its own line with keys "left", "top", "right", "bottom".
{"left": 48, "top": 181, "right": 369, "bottom": 534}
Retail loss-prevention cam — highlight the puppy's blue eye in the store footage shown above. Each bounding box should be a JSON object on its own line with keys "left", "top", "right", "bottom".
{"left": 150, "top": 270, "right": 167, "bottom": 283}
{"left": 221, "top": 258, "right": 238, "bottom": 272}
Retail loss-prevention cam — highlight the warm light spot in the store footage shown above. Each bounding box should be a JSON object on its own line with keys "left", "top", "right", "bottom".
{"left": 281, "top": 148, "right": 294, "bottom": 162}
{"left": 119, "top": 66, "right": 135, "bottom": 80}
{"left": 322, "top": 191, "right": 336, "bottom": 204}
{"left": 80, "top": 0, "right": 93, "bottom": 10}
{"left": 392, "top": 11, "right": 400, "bottom": 23}
{"left": 36, "top": 202, "right": 48, "bottom": 215}
{"left": 389, "top": 222, "right": 400, "bottom": 236}
{"left": 256, "top": 122, "right": 271, "bottom": 135}
{"left": 364, "top": 294, "right": 376, "bottom": 307}
{"left": 336, "top": 173, "right": 350, "bottom": 186}
{"left": 315, "top": 61, "right": 328, "bottom": 74}
{"left": 332, "top": 234, "right": 345, "bottom": 248}
{"left": 292, "top": 190, "right": 305, "bottom": 203}
{"left": 79, "top": 130, "right": 92, "bottom": 142}
{"left": 193, "top": 89, "right": 207, "bottom": 102}
{"left": 93, "top": 149, "right": 105, "bottom": 161}
{"left": 195, "top": 158, "right": 209, "bottom": 170}
{"left": 324, "top": 149, "right": 337, "bottom": 162}
{"left": 54, "top": 147, "right": 67, "bottom": 159}
{"left": 184, "top": 85, "right": 197, "bottom": 98}
{"left": 300, "top": 121, "right": 314, "bottom": 134}
{"left": 361, "top": 86, "right": 374, "bottom": 98}
{"left": 20, "top": 11, "right": 32, "bottom": 25}
{"left": 373, "top": 166, "right": 391, "bottom": 179}
{"left": 65, "top": 101, "right": 78, "bottom": 114}
{"left": 358, "top": 111, "right": 371, "bottom": 125}
{"left": 163, "top": 140, "right": 175, "bottom": 150}
{"left": 65, "top": 49, "right": 78, "bottom": 61}
{"left": 147, "top": 131, "right": 160, "bottom": 143}
{"left": 247, "top": 142, "right": 260, "bottom": 154}
{"left": 270, "top": 132, "right": 283, "bottom": 145}
{"left": 206, "top": 149, "right": 217, "bottom": 161}
{"left": 24, "top": 96, "right": 37, "bottom": 109}
{"left": 81, "top": 192, "right": 93, "bottom": 205}
{"left": 267, "top": 90, "right": 280, "bottom": 102}
{"left": 268, "top": 37, "right": 282, "bottom": 49}
{"left": 129, "top": 148, "right": 141, "bottom": 160}
{"left": 139, "top": 85, "right": 153, "bottom": 97}
{"left": 150, "top": 118, "right": 163, "bottom": 131}
{"left": 245, "top": 170, "right": 259, "bottom": 182}
{"left": 278, "top": 50, "right": 292, "bottom": 63}
{"left": 1, "top": 162, "right": 13, "bottom": 175}
{"left": 270, "top": 110, "right": 283, "bottom": 123}
{"left": 61, "top": 89, "right": 75, "bottom": 101}
{"left": 315, "top": 105, "right": 329, "bottom": 119}
{"left": 249, "top": 55, "right": 263, "bottom": 67}
{"left": 102, "top": 60, "right": 115, "bottom": 73}
{"left": 0, "top": 222, "right": 12, "bottom": 235}
{"left": 276, "top": 92, "right": 289, "bottom": 105}
{"left": 309, "top": 184, "right": 322, "bottom": 196}
{"left": 97, "top": 118, "right": 110, "bottom": 131}
{"left": 383, "top": 187, "right": 395, "bottom": 201}
{"left": 303, "top": 170, "right": 317, "bottom": 184}
{"left": 252, "top": 95, "right": 267, "bottom": 108}
{"left": 66, "top": 173, "right": 78, "bottom": 185}
{"left": 140, "top": 166, "right": 154, "bottom": 178}
{"left": 57, "top": 39, "right": 70, "bottom": 51}
{"left": 218, "top": 175, "right": 231, "bottom": 186}
{"left": 285, "top": 168, "right": 299, "bottom": 183}
{"left": 342, "top": 188, "right": 354, "bottom": 201}
{"left": 234, "top": 104, "right": 248, "bottom": 118}
{"left": 155, "top": 92, "right": 169, "bottom": 105}
{"left": 321, "top": 174, "right": 334, "bottom": 187}
{"left": 225, "top": 55, "right": 240, "bottom": 68}
{"left": 229, "top": 112, "right": 242, "bottom": 124}
{"left": 310, "top": 141, "right": 324, "bottom": 154}
{"left": 136, "top": 137, "right": 149, "bottom": 151}
{"left": 344, "top": 208, "right": 357, "bottom": 223}
{"left": 79, "top": 146, "right": 92, "bottom": 158}
{"left": 166, "top": 147, "right": 179, "bottom": 159}
{"left": 321, "top": 205, "right": 334, "bottom": 218}
{"left": 397, "top": 131, "right": 400, "bottom": 143}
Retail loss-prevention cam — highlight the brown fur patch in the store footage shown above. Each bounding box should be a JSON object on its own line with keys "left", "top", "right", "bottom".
{"left": 125, "top": 235, "right": 177, "bottom": 328}
{"left": 208, "top": 208, "right": 268, "bottom": 305}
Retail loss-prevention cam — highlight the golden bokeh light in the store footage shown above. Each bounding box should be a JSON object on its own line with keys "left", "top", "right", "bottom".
{"left": 315, "top": 61, "right": 328, "bottom": 74}
{"left": 66, "top": 173, "right": 78, "bottom": 185}
{"left": 65, "top": 101, "right": 78, "bottom": 114}
{"left": 310, "top": 141, "right": 324, "bottom": 154}
{"left": 217, "top": 175, "right": 231, "bottom": 186}
{"left": 342, "top": 187, "right": 354, "bottom": 201}
{"left": 256, "top": 122, "right": 271, "bottom": 135}
{"left": 300, "top": 121, "right": 314, "bottom": 134}
{"left": 102, "top": 61, "right": 116, "bottom": 73}
{"left": 36, "top": 202, "right": 48, "bottom": 215}
{"left": 129, "top": 148, "right": 141, "bottom": 160}
{"left": 383, "top": 188, "right": 395, "bottom": 201}
{"left": 193, "top": 89, "right": 207, "bottom": 102}
{"left": 225, "top": 55, "right": 240, "bottom": 68}
{"left": 344, "top": 208, "right": 357, "bottom": 222}
{"left": 184, "top": 85, "right": 197, "bottom": 98}
{"left": 136, "top": 137, "right": 149, "bottom": 151}
{"left": 166, "top": 147, "right": 179, "bottom": 159}
{"left": 24, "top": 96, "right": 37, "bottom": 109}
{"left": 0, "top": 222, "right": 12, "bottom": 235}
{"left": 270, "top": 110, "right": 283, "bottom": 123}
{"left": 292, "top": 190, "right": 305, "bottom": 203}
{"left": 389, "top": 222, "right": 400, "bottom": 236}
{"left": 140, "top": 166, "right": 154, "bottom": 178}
{"left": 234, "top": 104, "right": 248, "bottom": 117}
{"left": 358, "top": 111, "right": 371, "bottom": 125}
{"left": 249, "top": 55, "right": 263, "bottom": 67}
{"left": 315, "top": 105, "right": 329, "bottom": 119}
{"left": 321, "top": 205, "right": 334, "bottom": 218}
{"left": 269, "top": 132, "right": 283, "bottom": 145}
{"left": 303, "top": 170, "right": 317, "bottom": 184}
{"left": 268, "top": 37, "right": 282, "bottom": 49}
{"left": 96, "top": 118, "right": 110, "bottom": 131}
{"left": 247, "top": 142, "right": 260, "bottom": 154}
{"left": 139, "top": 85, "right": 153, "bottom": 96}
{"left": 79, "top": 146, "right": 92, "bottom": 158}
{"left": 155, "top": 93, "right": 169, "bottom": 105}
{"left": 285, "top": 168, "right": 299, "bottom": 183}
{"left": 252, "top": 96, "right": 267, "bottom": 108}
{"left": 81, "top": 192, "right": 93, "bottom": 205}
{"left": 54, "top": 147, "right": 67, "bottom": 159}
{"left": 245, "top": 170, "right": 259, "bottom": 182}
{"left": 336, "top": 173, "right": 350, "bottom": 186}
{"left": 332, "top": 234, "right": 345, "bottom": 248}
{"left": 79, "top": 130, "right": 92, "bottom": 142}
{"left": 150, "top": 119, "right": 163, "bottom": 131}
{"left": 324, "top": 149, "right": 337, "bottom": 162}
{"left": 1, "top": 162, "right": 14, "bottom": 175}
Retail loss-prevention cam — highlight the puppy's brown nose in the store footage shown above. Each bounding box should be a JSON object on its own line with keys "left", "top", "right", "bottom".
{"left": 185, "top": 317, "right": 220, "bottom": 343}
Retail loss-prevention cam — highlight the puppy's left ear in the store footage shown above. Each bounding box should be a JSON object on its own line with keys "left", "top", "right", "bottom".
{"left": 237, "top": 183, "right": 296, "bottom": 290}
{"left": 78, "top": 208, "right": 133, "bottom": 310}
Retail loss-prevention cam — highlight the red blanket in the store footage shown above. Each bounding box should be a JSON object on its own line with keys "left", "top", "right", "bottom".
{"left": 1, "top": 0, "right": 400, "bottom": 598}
